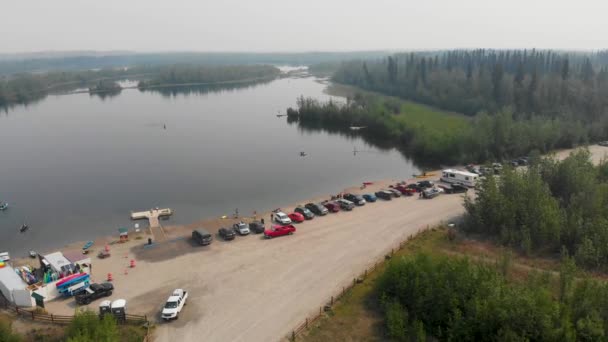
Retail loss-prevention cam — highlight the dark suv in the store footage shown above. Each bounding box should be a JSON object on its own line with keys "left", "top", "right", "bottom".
{"left": 249, "top": 221, "right": 265, "bottom": 234}
{"left": 417, "top": 180, "right": 434, "bottom": 189}
{"left": 294, "top": 206, "right": 315, "bottom": 220}
{"left": 305, "top": 202, "right": 328, "bottom": 216}
{"left": 218, "top": 227, "right": 236, "bottom": 240}
{"left": 375, "top": 190, "right": 393, "bottom": 200}
{"left": 192, "top": 229, "right": 213, "bottom": 245}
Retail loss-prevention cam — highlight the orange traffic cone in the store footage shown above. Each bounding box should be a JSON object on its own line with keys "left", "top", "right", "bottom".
{"left": 105, "top": 244, "right": 110, "bottom": 252}
{"left": 130, "top": 259, "right": 136, "bottom": 268}
{"left": 107, "top": 273, "right": 113, "bottom": 281}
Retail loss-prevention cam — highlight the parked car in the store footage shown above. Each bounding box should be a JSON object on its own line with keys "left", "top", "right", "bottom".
{"left": 273, "top": 211, "right": 292, "bottom": 225}
{"left": 75, "top": 283, "right": 113, "bottom": 305}
{"left": 362, "top": 193, "right": 377, "bottom": 202}
{"left": 417, "top": 180, "right": 434, "bottom": 189}
{"left": 344, "top": 194, "right": 366, "bottom": 206}
{"left": 161, "top": 289, "right": 188, "bottom": 321}
{"left": 233, "top": 222, "right": 250, "bottom": 235}
{"left": 388, "top": 189, "right": 402, "bottom": 198}
{"left": 492, "top": 163, "right": 503, "bottom": 174}
{"left": 249, "top": 221, "right": 265, "bottom": 234}
{"left": 479, "top": 166, "right": 494, "bottom": 175}
{"left": 264, "top": 224, "right": 296, "bottom": 238}
{"left": 394, "top": 185, "right": 416, "bottom": 196}
{"left": 218, "top": 227, "right": 236, "bottom": 240}
{"left": 375, "top": 190, "right": 393, "bottom": 200}
{"left": 405, "top": 183, "right": 421, "bottom": 192}
{"left": 422, "top": 187, "right": 444, "bottom": 199}
{"left": 517, "top": 157, "right": 529, "bottom": 165}
{"left": 336, "top": 199, "right": 355, "bottom": 211}
{"left": 294, "top": 206, "right": 315, "bottom": 220}
{"left": 599, "top": 141, "right": 608, "bottom": 147}
{"left": 438, "top": 183, "right": 469, "bottom": 194}
{"left": 323, "top": 201, "right": 341, "bottom": 212}
{"left": 288, "top": 212, "right": 305, "bottom": 223}
{"left": 192, "top": 229, "right": 213, "bottom": 245}
{"left": 305, "top": 202, "right": 328, "bottom": 216}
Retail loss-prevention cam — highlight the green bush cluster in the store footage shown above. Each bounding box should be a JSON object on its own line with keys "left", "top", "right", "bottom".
{"left": 465, "top": 149, "right": 608, "bottom": 269}
{"left": 378, "top": 253, "right": 608, "bottom": 341}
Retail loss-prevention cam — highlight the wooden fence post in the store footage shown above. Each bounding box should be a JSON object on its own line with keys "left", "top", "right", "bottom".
{"left": 305, "top": 318, "right": 308, "bottom": 328}
{"left": 51, "top": 314, "right": 54, "bottom": 323}
{"left": 353, "top": 278, "right": 356, "bottom": 286}
{"left": 331, "top": 296, "right": 334, "bottom": 305}
{"left": 31, "top": 311, "right": 34, "bottom": 319}
{"left": 292, "top": 331, "right": 295, "bottom": 341}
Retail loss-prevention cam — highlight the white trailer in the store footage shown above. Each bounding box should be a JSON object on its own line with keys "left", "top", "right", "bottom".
{"left": 440, "top": 169, "right": 479, "bottom": 187}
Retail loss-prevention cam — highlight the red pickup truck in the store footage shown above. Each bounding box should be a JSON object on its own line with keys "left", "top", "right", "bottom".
{"left": 264, "top": 225, "right": 296, "bottom": 238}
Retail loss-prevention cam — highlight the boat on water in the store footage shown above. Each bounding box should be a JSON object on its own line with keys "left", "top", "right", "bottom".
{"left": 20, "top": 224, "right": 28, "bottom": 233}
{"left": 0, "top": 202, "right": 8, "bottom": 210}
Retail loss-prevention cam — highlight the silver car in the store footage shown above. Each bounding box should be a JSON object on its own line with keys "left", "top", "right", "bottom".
{"left": 233, "top": 222, "right": 250, "bottom": 235}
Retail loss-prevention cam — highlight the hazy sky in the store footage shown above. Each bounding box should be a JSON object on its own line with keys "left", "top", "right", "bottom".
{"left": 1, "top": 0, "right": 607, "bottom": 53}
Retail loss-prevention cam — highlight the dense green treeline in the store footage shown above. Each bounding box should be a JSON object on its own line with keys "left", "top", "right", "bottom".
{"left": 334, "top": 49, "right": 608, "bottom": 120}
{"left": 465, "top": 149, "right": 608, "bottom": 270}
{"left": 379, "top": 252, "right": 608, "bottom": 341}
{"left": 136, "top": 64, "right": 279, "bottom": 88}
{"left": 287, "top": 94, "right": 585, "bottom": 164}
{"left": 331, "top": 50, "right": 608, "bottom": 146}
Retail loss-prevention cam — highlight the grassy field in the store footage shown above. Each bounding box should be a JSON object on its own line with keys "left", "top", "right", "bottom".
{"left": 325, "top": 83, "right": 471, "bottom": 144}
{"left": 299, "top": 227, "right": 567, "bottom": 341}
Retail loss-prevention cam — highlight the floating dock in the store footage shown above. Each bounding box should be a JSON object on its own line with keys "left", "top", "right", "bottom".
{"left": 130, "top": 208, "right": 173, "bottom": 228}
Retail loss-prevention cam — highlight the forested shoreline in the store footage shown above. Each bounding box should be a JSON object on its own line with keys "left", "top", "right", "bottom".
{"left": 289, "top": 49, "right": 608, "bottom": 164}
{"left": 0, "top": 64, "right": 280, "bottom": 108}
{"left": 287, "top": 93, "right": 584, "bottom": 164}
{"left": 136, "top": 64, "right": 280, "bottom": 89}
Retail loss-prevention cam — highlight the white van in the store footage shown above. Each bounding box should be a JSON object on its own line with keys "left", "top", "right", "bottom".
{"left": 440, "top": 169, "right": 478, "bottom": 187}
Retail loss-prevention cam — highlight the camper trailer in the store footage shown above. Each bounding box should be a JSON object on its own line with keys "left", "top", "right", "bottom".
{"left": 440, "top": 169, "right": 478, "bottom": 187}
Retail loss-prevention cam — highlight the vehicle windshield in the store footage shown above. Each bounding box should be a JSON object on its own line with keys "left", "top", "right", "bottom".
{"left": 165, "top": 301, "right": 178, "bottom": 309}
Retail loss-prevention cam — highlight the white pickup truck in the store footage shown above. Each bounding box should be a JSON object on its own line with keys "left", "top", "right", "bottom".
{"left": 161, "top": 289, "right": 188, "bottom": 321}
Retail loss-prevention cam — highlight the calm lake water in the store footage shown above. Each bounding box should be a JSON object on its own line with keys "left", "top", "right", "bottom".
{"left": 0, "top": 72, "right": 418, "bottom": 256}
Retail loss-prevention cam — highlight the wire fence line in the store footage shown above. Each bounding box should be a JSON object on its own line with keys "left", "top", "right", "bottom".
{"left": 284, "top": 224, "right": 438, "bottom": 342}
{"left": 0, "top": 295, "right": 148, "bottom": 326}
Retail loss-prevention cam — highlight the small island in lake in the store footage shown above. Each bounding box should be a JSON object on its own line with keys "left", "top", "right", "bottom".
{"left": 88, "top": 80, "right": 122, "bottom": 97}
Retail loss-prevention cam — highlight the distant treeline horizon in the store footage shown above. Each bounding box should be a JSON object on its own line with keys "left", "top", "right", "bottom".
{"left": 0, "top": 51, "right": 391, "bottom": 76}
